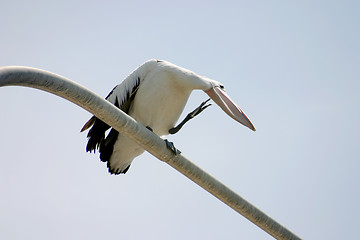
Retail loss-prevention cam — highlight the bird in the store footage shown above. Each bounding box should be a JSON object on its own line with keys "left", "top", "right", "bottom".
{"left": 81, "top": 59, "right": 255, "bottom": 174}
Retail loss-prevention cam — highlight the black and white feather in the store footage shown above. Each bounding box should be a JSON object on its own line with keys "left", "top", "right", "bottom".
{"left": 81, "top": 59, "right": 255, "bottom": 175}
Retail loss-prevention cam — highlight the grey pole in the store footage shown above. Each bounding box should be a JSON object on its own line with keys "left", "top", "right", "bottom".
{"left": 0, "top": 66, "right": 301, "bottom": 240}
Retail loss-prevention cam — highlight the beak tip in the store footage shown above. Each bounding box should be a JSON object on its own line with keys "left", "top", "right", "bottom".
{"left": 248, "top": 125, "right": 256, "bottom": 132}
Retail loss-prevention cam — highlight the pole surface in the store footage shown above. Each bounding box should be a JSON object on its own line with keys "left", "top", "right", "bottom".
{"left": 0, "top": 66, "right": 301, "bottom": 240}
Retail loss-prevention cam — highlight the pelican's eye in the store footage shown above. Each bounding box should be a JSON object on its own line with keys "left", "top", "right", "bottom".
{"left": 219, "top": 84, "right": 225, "bottom": 89}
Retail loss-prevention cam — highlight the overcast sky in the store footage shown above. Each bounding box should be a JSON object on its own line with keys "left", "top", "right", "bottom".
{"left": 1, "top": 1, "right": 359, "bottom": 239}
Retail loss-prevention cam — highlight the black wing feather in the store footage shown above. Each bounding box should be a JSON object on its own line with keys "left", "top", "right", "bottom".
{"left": 81, "top": 77, "right": 141, "bottom": 174}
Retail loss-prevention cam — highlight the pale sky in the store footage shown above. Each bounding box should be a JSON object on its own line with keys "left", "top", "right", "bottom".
{"left": 1, "top": 1, "right": 359, "bottom": 239}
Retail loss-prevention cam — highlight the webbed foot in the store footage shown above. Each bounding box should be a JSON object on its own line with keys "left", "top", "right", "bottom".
{"left": 164, "top": 139, "right": 181, "bottom": 155}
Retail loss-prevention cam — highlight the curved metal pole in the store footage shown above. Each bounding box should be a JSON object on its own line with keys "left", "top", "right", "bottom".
{"left": 0, "top": 66, "right": 301, "bottom": 240}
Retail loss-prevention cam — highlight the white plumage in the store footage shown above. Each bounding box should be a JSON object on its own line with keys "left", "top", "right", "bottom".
{"left": 81, "top": 59, "right": 255, "bottom": 174}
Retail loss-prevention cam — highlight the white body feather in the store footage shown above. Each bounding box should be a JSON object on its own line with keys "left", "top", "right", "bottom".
{"left": 105, "top": 59, "right": 215, "bottom": 172}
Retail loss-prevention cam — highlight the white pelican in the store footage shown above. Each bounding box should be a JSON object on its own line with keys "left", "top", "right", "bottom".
{"left": 81, "top": 59, "right": 255, "bottom": 174}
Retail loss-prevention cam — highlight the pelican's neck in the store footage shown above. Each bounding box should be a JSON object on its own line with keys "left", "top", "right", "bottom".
{"left": 178, "top": 72, "right": 213, "bottom": 91}
{"left": 158, "top": 61, "right": 215, "bottom": 92}
{"left": 193, "top": 76, "right": 216, "bottom": 91}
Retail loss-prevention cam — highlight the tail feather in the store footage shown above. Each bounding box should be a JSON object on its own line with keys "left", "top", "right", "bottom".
{"left": 107, "top": 162, "right": 131, "bottom": 175}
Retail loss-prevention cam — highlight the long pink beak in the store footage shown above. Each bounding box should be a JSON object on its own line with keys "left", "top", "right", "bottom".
{"left": 205, "top": 86, "right": 256, "bottom": 131}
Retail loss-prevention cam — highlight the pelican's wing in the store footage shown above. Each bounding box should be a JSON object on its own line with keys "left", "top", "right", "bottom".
{"left": 81, "top": 59, "right": 159, "bottom": 174}
{"left": 81, "top": 76, "right": 141, "bottom": 156}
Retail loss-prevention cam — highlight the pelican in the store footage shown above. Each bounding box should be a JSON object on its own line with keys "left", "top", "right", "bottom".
{"left": 81, "top": 59, "right": 255, "bottom": 174}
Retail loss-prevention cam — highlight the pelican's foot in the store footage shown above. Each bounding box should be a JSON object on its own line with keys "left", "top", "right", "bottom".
{"left": 164, "top": 139, "right": 181, "bottom": 155}
{"left": 188, "top": 98, "right": 212, "bottom": 119}
{"left": 169, "top": 98, "right": 212, "bottom": 134}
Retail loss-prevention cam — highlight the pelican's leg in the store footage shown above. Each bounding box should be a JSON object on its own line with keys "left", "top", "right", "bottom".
{"left": 147, "top": 126, "right": 181, "bottom": 155}
{"left": 169, "top": 98, "right": 212, "bottom": 134}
